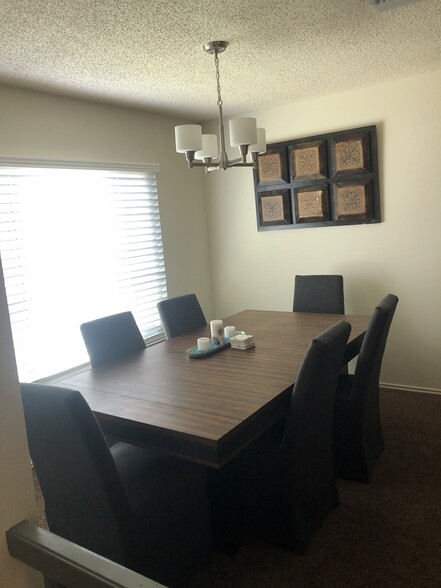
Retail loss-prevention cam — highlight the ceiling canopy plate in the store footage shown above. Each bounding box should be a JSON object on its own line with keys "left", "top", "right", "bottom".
{"left": 367, "top": 0, "right": 423, "bottom": 11}
{"left": 203, "top": 41, "right": 228, "bottom": 55}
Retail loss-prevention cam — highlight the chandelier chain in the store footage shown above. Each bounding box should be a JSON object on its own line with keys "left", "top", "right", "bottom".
{"left": 214, "top": 52, "right": 223, "bottom": 108}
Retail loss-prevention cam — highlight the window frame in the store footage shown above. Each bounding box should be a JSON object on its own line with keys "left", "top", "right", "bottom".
{"left": 0, "top": 158, "right": 167, "bottom": 383}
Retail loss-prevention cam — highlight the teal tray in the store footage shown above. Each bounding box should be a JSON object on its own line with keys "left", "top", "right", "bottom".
{"left": 186, "top": 340, "right": 231, "bottom": 358}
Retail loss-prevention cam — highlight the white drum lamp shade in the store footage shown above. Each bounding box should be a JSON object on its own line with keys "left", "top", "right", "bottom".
{"left": 229, "top": 118, "right": 258, "bottom": 146}
{"left": 175, "top": 125, "right": 203, "bottom": 153}
{"left": 195, "top": 134, "right": 219, "bottom": 160}
{"left": 249, "top": 128, "right": 267, "bottom": 154}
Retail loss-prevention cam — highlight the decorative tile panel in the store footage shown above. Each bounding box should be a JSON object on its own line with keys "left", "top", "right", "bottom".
{"left": 254, "top": 125, "right": 380, "bottom": 231}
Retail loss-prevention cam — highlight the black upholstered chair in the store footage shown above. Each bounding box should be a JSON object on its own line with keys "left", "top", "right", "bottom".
{"left": 229, "top": 321, "right": 351, "bottom": 552}
{"left": 80, "top": 311, "right": 146, "bottom": 367}
{"left": 293, "top": 274, "right": 345, "bottom": 314}
{"left": 157, "top": 294, "right": 207, "bottom": 340}
{"left": 21, "top": 383, "right": 213, "bottom": 587}
{"left": 333, "top": 294, "right": 399, "bottom": 482}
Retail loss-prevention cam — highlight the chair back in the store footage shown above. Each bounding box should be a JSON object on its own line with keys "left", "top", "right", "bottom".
{"left": 157, "top": 294, "right": 206, "bottom": 339}
{"left": 352, "top": 294, "right": 399, "bottom": 462}
{"left": 80, "top": 311, "right": 146, "bottom": 367}
{"left": 282, "top": 321, "right": 351, "bottom": 492}
{"left": 293, "top": 274, "right": 344, "bottom": 314}
{"left": 21, "top": 383, "right": 132, "bottom": 565}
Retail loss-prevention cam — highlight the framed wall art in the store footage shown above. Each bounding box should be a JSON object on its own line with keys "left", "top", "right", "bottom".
{"left": 253, "top": 125, "right": 380, "bottom": 231}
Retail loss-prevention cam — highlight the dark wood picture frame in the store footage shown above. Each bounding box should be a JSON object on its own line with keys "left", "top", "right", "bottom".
{"left": 253, "top": 125, "right": 380, "bottom": 231}
{"left": 257, "top": 189, "right": 292, "bottom": 227}
{"left": 332, "top": 179, "right": 374, "bottom": 222}
{"left": 290, "top": 140, "right": 327, "bottom": 181}
{"left": 329, "top": 129, "right": 372, "bottom": 179}
{"left": 256, "top": 147, "right": 289, "bottom": 186}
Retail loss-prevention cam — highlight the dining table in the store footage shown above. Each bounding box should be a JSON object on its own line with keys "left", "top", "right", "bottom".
{"left": 55, "top": 309, "right": 370, "bottom": 469}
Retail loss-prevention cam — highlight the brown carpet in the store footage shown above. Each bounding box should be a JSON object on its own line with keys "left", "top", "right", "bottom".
{"left": 34, "top": 389, "right": 441, "bottom": 587}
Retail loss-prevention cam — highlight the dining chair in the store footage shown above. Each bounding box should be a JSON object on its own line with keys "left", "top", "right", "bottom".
{"left": 225, "top": 320, "right": 351, "bottom": 552}
{"left": 157, "top": 294, "right": 207, "bottom": 339}
{"left": 21, "top": 383, "right": 213, "bottom": 587}
{"left": 333, "top": 293, "right": 399, "bottom": 482}
{"left": 293, "top": 274, "right": 345, "bottom": 314}
{"left": 80, "top": 311, "right": 146, "bottom": 367}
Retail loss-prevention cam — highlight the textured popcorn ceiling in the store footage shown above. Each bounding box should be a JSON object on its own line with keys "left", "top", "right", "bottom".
{"left": 0, "top": 0, "right": 440, "bottom": 121}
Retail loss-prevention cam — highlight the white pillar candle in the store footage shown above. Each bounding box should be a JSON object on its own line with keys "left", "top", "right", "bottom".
{"left": 210, "top": 320, "right": 224, "bottom": 345}
{"left": 197, "top": 337, "right": 211, "bottom": 352}
{"left": 224, "top": 325, "right": 236, "bottom": 339}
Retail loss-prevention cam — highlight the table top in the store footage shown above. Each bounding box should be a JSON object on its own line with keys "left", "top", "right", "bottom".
{"left": 56, "top": 309, "right": 369, "bottom": 468}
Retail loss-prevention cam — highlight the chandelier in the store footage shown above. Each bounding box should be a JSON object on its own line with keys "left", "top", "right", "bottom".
{"left": 174, "top": 41, "right": 267, "bottom": 172}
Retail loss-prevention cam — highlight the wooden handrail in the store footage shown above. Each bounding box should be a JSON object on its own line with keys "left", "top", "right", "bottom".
{"left": 7, "top": 520, "right": 164, "bottom": 588}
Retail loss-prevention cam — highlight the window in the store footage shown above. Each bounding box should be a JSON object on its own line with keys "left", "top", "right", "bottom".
{"left": 0, "top": 160, "right": 167, "bottom": 382}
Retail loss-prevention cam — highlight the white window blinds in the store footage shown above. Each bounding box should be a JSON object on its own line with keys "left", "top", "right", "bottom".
{"left": 0, "top": 160, "right": 167, "bottom": 382}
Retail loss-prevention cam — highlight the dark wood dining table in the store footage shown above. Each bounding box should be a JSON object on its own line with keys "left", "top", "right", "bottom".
{"left": 55, "top": 309, "right": 369, "bottom": 469}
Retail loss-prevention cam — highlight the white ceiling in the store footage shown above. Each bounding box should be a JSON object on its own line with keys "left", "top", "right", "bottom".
{"left": 0, "top": 0, "right": 440, "bottom": 121}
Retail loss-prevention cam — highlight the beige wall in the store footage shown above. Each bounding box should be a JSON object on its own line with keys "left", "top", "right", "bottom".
{"left": 0, "top": 257, "right": 43, "bottom": 586}
{"left": 0, "top": 85, "right": 214, "bottom": 319}
{"left": 204, "top": 69, "right": 441, "bottom": 391}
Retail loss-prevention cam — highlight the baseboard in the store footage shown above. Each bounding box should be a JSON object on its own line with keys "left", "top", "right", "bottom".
{"left": 380, "top": 383, "right": 441, "bottom": 396}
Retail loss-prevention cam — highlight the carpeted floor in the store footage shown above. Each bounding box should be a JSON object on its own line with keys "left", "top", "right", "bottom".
{"left": 34, "top": 388, "right": 441, "bottom": 587}
{"left": 187, "top": 388, "right": 441, "bottom": 588}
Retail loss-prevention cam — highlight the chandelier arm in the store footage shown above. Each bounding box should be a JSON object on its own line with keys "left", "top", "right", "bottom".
{"left": 190, "top": 161, "right": 256, "bottom": 170}
{"left": 226, "top": 162, "right": 256, "bottom": 168}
